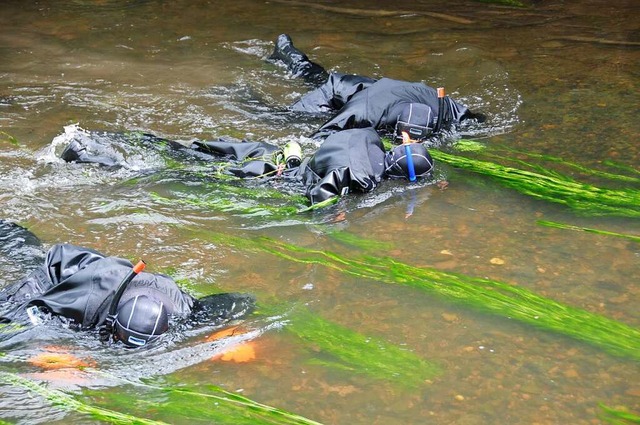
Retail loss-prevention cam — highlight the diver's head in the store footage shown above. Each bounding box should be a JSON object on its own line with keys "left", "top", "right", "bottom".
{"left": 114, "top": 295, "right": 169, "bottom": 348}
{"left": 385, "top": 140, "right": 434, "bottom": 181}
{"left": 394, "top": 103, "right": 434, "bottom": 142}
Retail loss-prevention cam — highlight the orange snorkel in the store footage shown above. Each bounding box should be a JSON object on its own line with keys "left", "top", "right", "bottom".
{"left": 99, "top": 259, "right": 146, "bottom": 343}
{"left": 435, "top": 87, "right": 445, "bottom": 133}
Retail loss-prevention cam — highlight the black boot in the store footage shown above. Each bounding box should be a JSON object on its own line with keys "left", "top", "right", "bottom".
{"left": 269, "top": 34, "right": 329, "bottom": 86}
{"left": 60, "top": 139, "right": 119, "bottom": 167}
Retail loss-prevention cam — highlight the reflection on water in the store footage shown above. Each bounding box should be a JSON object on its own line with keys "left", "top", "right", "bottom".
{"left": 1, "top": 0, "right": 639, "bottom": 424}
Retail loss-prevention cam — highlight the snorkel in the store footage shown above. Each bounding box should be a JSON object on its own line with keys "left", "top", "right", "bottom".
{"left": 401, "top": 132, "right": 417, "bottom": 182}
{"left": 99, "top": 259, "right": 146, "bottom": 343}
{"left": 435, "top": 87, "right": 445, "bottom": 133}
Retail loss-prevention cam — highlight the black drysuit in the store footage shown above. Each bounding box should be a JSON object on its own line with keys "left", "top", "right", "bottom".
{"left": 0, "top": 241, "right": 255, "bottom": 333}
{"left": 293, "top": 75, "right": 471, "bottom": 140}
{"left": 59, "top": 127, "right": 388, "bottom": 205}
{"left": 269, "top": 34, "right": 479, "bottom": 139}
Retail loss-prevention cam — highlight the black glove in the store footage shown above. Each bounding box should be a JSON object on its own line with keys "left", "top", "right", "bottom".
{"left": 462, "top": 110, "right": 487, "bottom": 123}
{"left": 190, "top": 293, "right": 256, "bottom": 325}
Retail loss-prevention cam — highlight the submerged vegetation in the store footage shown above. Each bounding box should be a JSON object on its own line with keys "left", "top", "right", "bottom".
{"left": 0, "top": 371, "right": 323, "bottom": 425}
{"left": 280, "top": 305, "right": 440, "bottom": 387}
{"left": 1, "top": 372, "right": 166, "bottom": 425}
{"left": 600, "top": 404, "right": 640, "bottom": 425}
{"left": 537, "top": 220, "right": 640, "bottom": 243}
{"left": 192, "top": 229, "right": 640, "bottom": 362}
{"left": 0, "top": 131, "right": 19, "bottom": 146}
{"left": 0, "top": 303, "right": 437, "bottom": 424}
{"left": 430, "top": 143, "right": 640, "bottom": 218}
{"left": 150, "top": 189, "right": 303, "bottom": 217}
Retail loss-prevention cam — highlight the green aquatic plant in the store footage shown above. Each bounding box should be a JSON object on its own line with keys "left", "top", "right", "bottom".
{"left": 449, "top": 139, "right": 485, "bottom": 153}
{"left": 599, "top": 404, "right": 640, "bottom": 425}
{"left": 149, "top": 175, "right": 341, "bottom": 216}
{"left": 466, "top": 141, "right": 640, "bottom": 184}
{"left": 537, "top": 220, "right": 640, "bottom": 243}
{"left": 151, "top": 191, "right": 301, "bottom": 217}
{"left": 0, "top": 372, "right": 167, "bottom": 424}
{"left": 297, "top": 195, "right": 340, "bottom": 212}
{"left": 0, "top": 306, "right": 435, "bottom": 422}
{"left": 83, "top": 374, "right": 324, "bottom": 425}
{"left": 150, "top": 180, "right": 310, "bottom": 217}
{"left": 282, "top": 306, "right": 439, "bottom": 387}
{"left": 0, "top": 131, "right": 19, "bottom": 146}
{"left": 324, "top": 229, "right": 394, "bottom": 251}
{"left": 602, "top": 160, "right": 640, "bottom": 176}
{"left": 0, "top": 370, "right": 323, "bottom": 425}
{"left": 431, "top": 148, "right": 640, "bottom": 218}
{"left": 0, "top": 322, "right": 26, "bottom": 337}
{"left": 192, "top": 229, "right": 640, "bottom": 362}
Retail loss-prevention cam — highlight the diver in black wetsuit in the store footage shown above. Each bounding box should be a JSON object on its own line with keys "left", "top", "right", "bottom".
{"left": 58, "top": 125, "right": 434, "bottom": 205}
{"left": 0, "top": 221, "right": 255, "bottom": 347}
{"left": 268, "top": 34, "right": 485, "bottom": 140}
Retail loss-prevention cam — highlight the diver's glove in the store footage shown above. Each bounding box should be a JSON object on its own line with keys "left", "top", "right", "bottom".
{"left": 190, "top": 293, "right": 256, "bottom": 325}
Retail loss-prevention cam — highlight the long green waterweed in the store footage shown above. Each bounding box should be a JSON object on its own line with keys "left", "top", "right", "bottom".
{"left": 602, "top": 160, "right": 640, "bottom": 176}
{"left": 0, "top": 322, "right": 26, "bottom": 337}
{"left": 150, "top": 178, "right": 339, "bottom": 216}
{"left": 151, "top": 191, "right": 302, "bottom": 217}
{"left": 537, "top": 220, "right": 640, "bottom": 243}
{"left": 599, "top": 404, "right": 640, "bottom": 425}
{"left": 323, "top": 229, "right": 394, "bottom": 251}
{"left": 385, "top": 137, "right": 640, "bottom": 216}
{"left": 0, "top": 372, "right": 168, "bottom": 425}
{"left": 279, "top": 305, "right": 440, "bottom": 387}
{"left": 135, "top": 134, "right": 640, "bottom": 217}
{"left": 456, "top": 140, "right": 640, "bottom": 184}
{"left": 85, "top": 373, "right": 324, "bottom": 425}
{"left": 297, "top": 196, "right": 340, "bottom": 212}
{"left": 1, "top": 300, "right": 433, "bottom": 423}
{"left": 0, "top": 370, "right": 323, "bottom": 425}
{"left": 0, "top": 131, "right": 19, "bottom": 146}
{"left": 0, "top": 305, "right": 435, "bottom": 424}
{"left": 118, "top": 134, "right": 640, "bottom": 217}
{"left": 149, "top": 177, "right": 310, "bottom": 217}
{"left": 431, "top": 148, "right": 640, "bottom": 217}
{"left": 192, "top": 229, "right": 640, "bottom": 362}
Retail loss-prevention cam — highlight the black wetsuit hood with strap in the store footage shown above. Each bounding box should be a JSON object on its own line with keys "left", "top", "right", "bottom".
{"left": 0, "top": 244, "right": 194, "bottom": 328}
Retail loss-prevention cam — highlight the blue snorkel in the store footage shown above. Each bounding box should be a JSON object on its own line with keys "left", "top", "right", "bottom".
{"left": 401, "top": 132, "right": 417, "bottom": 182}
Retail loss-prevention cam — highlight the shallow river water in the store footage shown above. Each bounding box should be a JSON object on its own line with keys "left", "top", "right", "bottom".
{"left": 0, "top": 1, "right": 639, "bottom": 424}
